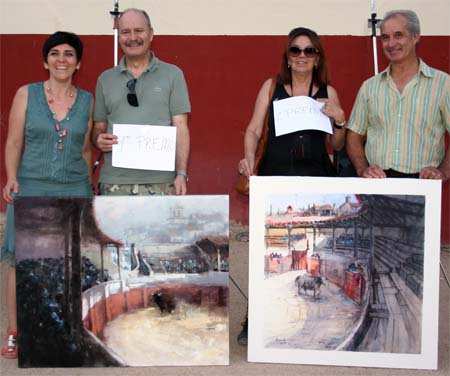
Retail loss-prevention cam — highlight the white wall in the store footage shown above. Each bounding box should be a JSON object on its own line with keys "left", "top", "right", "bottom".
{"left": 0, "top": 0, "right": 449, "bottom": 35}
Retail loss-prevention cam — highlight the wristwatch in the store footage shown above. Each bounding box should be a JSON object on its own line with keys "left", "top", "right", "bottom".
{"left": 176, "top": 170, "right": 189, "bottom": 182}
{"left": 333, "top": 119, "right": 347, "bottom": 129}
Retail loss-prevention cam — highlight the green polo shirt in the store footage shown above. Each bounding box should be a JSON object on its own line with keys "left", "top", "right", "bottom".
{"left": 94, "top": 54, "right": 191, "bottom": 184}
{"left": 347, "top": 59, "right": 450, "bottom": 173}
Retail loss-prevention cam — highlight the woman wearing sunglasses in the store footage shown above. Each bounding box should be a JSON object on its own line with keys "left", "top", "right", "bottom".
{"left": 237, "top": 27, "right": 346, "bottom": 345}
{"left": 238, "top": 27, "right": 346, "bottom": 179}
{"left": 1, "top": 31, "right": 93, "bottom": 359}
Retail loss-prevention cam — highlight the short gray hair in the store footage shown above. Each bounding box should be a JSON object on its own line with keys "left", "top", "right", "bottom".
{"left": 119, "top": 8, "right": 152, "bottom": 29}
{"left": 382, "top": 10, "right": 420, "bottom": 35}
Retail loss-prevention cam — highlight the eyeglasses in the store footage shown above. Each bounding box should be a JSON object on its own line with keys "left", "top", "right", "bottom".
{"left": 126, "top": 78, "right": 139, "bottom": 107}
{"left": 288, "top": 46, "right": 319, "bottom": 58}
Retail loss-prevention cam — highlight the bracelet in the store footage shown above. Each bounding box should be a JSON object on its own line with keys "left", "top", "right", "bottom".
{"left": 176, "top": 170, "right": 189, "bottom": 182}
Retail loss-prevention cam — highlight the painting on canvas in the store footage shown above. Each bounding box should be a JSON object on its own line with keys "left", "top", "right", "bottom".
{"left": 248, "top": 176, "right": 440, "bottom": 370}
{"left": 15, "top": 195, "right": 229, "bottom": 367}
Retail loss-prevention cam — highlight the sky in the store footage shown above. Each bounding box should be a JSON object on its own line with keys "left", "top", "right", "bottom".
{"left": 93, "top": 195, "right": 229, "bottom": 240}
{"left": 266, "top": 193, "right": 356, "bottom": 213}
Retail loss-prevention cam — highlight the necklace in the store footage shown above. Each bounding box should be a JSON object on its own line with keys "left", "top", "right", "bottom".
{"left": 45, "top": 82, "right": 74, "bottom": 151}
{"left": 46, "top": 82, "right": 74, "bottom": 104}
{"left": 54, "top": 122, "right": 68, "bottom": 151}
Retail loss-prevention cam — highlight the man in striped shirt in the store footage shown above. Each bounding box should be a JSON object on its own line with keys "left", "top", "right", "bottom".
{"left": 346, "top": 9, "right": 450, "bottom": 180}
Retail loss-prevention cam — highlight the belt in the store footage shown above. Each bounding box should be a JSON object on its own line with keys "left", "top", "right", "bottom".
{"left": 384, "top": 169, "right": 419, "bottom": 178}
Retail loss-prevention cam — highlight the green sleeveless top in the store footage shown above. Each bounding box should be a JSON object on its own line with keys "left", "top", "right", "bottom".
{"left": 1, "top": 83, "right": 93, "bottom": 265}
{"left": 18, "top": 82, "right": 92, "bottom": 186}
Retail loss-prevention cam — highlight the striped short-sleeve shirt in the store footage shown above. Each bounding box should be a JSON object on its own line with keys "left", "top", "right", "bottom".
{"left": 347, "top": 59, "right": 450, "bottom": 173}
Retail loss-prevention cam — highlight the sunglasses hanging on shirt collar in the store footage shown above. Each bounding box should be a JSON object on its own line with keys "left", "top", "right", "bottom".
{"left": 126, "top": 78, "right": 139, "bottom": 107}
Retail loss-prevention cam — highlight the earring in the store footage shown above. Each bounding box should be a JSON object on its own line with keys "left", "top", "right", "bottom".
{"left": 287, "top": 64, "right": 291, "bottom": 68}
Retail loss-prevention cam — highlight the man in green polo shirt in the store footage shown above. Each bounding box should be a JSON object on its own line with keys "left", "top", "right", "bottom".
{"left": 92, "top": 8, "right": 191, "bottom": 195}
{"left": 346, "top": 9, "right": 450, "bottom": 181}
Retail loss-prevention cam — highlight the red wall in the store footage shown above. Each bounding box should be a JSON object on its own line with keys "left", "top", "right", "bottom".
{"left": 1, "top": 34, "right": 449, "bottom": 241}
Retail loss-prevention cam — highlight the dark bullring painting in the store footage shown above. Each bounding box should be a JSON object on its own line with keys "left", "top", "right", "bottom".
{"left": 15, "top": 195, "right": 229, "bottom": 367}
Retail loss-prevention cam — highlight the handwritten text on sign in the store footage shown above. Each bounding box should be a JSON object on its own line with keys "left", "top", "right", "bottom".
{"left": 112, "top": 124, "right": 176, "bottom": 171}
{"left": 273, "top": 96, "right": 332, "bottom": 137}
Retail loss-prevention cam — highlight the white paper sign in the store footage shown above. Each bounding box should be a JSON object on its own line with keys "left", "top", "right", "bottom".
{"left": 112, "top": 124, "right": 176, "bottom": 171}
{"left": 273, "top": 96, "right": 332, "bottom": 136}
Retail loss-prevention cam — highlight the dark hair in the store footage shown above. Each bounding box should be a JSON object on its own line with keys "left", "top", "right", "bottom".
{"left": 42, "top": 31, "right": 83, "bottom": 63}
{"left": 276, "top": 27, "right": 330, "bottom": 87}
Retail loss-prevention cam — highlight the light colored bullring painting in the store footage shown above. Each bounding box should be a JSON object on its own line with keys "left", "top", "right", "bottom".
{"left": 14, "top": 195, "right": 229, "bottom": 367}
{"left": 248, "top": 176, "right": 440, "bottom": 370}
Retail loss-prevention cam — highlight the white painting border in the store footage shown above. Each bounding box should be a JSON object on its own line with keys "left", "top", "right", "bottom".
{"left": 248, "top": 176, "right": 441, "bottom": 370}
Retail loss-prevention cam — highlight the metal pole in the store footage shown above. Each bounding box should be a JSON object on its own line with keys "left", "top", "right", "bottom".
{"left": 110, "top": 0, "right": 120, "bottom": 67}
{"left": 369, "top": 0, "right": 381, "bottom": 75}
{"left": 93, "top": 1, "right": 121, "bottom": 177}
{"left": 441, "top": 261, "right": 450, "bottom": 288}
{"left": 229, "top": 274, "right": 248, "bottom": 300}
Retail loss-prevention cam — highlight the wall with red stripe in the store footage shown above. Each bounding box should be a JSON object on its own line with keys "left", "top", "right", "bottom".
{"left": 1, "top": 34, "right": 449, "bottom": 241}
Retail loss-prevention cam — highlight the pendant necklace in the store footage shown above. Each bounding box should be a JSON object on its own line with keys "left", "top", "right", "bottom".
{"left": 46, "top": 82, "right": 74, "bottom": 151}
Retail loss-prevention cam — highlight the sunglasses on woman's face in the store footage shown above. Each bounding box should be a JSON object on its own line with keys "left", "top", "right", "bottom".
{"left": 126, "top": 78, "right": 139, "bottom": 107}
{"left": 288, "top": 46, "right": 319, "bottom": 58}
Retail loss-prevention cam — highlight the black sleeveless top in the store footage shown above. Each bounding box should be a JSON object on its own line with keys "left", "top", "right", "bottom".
{"left": 258, "top": 83, "right": 336, "bottom": 177}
